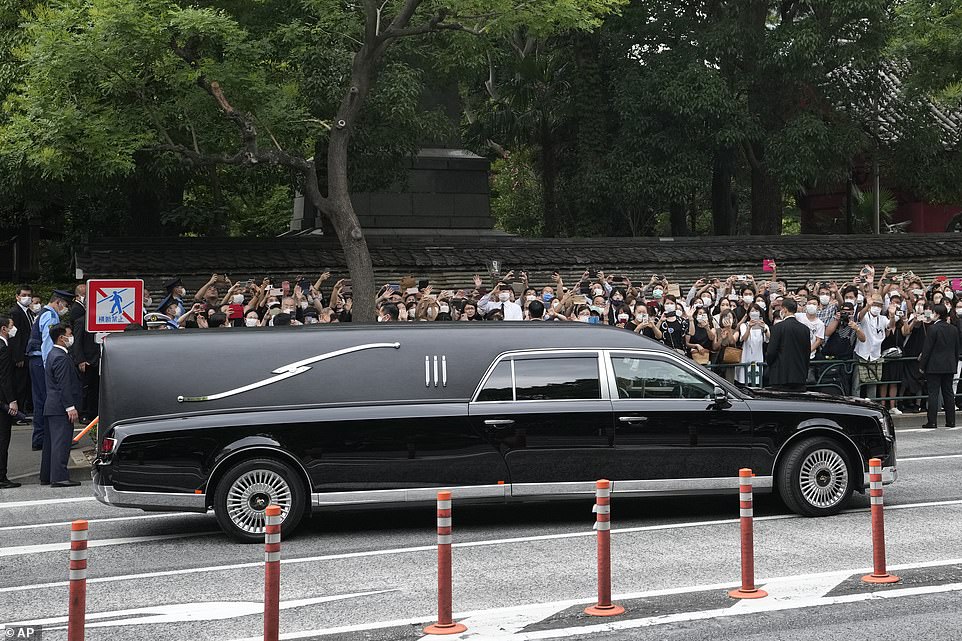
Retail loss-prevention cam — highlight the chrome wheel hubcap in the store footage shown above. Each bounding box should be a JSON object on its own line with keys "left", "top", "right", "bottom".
{"left": 799, "top": 449, "right": 849, "bottom": 508}
{"left": 226, "top": 470, "right": 292, "bottom": 534}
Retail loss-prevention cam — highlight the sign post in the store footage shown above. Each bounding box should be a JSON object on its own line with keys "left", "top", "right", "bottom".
{"left": 86, "top": 279, "right": 144, "bottom": 333}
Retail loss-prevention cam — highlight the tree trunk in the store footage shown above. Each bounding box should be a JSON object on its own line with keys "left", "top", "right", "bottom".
{"left": 750, "top": 145, "right": 782, "bottom": 235}
{"left": 669, "top": 201, "right": 689, "bottom": 236}
{"left": 540, "top": 136, "right": 560, "bottom": 237}
{"left": 711, "top": 146, "right": 737, "bottom": 235}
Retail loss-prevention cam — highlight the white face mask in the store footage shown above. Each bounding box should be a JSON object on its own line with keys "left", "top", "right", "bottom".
{"left": 805, "top": 304, "right": 817, "bottom": 315}
{"left": 439, "top": 305, "right": 450, "bottom": 313}
{"left": 592, "top": 289, "right": 603, "bottom": 297}
{"left": 19, "top": 296, "right": 31, "bottom": 306}
{"left": 696, "top": 314, "right": 708, "bottom": 323}
{"left": 64, "top": 336, "right": 74, "bottom": 348}
{"left": 30, "top": 303, "right": 41, "bottom": 313}
{"left": 819, "top": 295, "right": 830, "bottom": 306}
{"left": 232, "top": 294, "right": 244, "bottom": 305}
{"left": 924, "top": 310, "right": 934, "bottom": 321}
{"left": 498, "top": 292, "right": 511, "bottom": 302}
{"left": 526, "top": 295, "right": 536, "bottom": 302}
{"left": 946, "top": 291, "right": 955, "bottom": 300}
{"left": 283, "top": 308, "right": 295, "bottom": 315}
{"left": 6, "top": 326, "right": 16, "bottom": 338}
{"left": 756, "top": 301, "right": 767, "bottom": 310}
{"left": 913, "top": 289, "right": 925, "bottom": 296}
{"left": 618, "top": 314, "right": 629, "bottom": 322}
{"left": 743, "top": 295, "right": 754, "bottom": 304}
{"left": 749, "top": 311, "right": 761, "bottom": 321}
{"left": 870, "top": 306, "right": 882, "bottom": 316}
{"left": 245, "top": 318, "right": 258, "bottom": 327}
{"left": 144, "top": 298, "right": 153, "bottom": 307}
{"left": 956, "top": 308, "right": 962, "bottom": 317}
{"left": 702, "top": 296, "right": 713, "bottom": 306}
{"left": 856, "top": 294, "right": 864, "bottom": 303}
{"left": 578, "top": 314, "right": 590, "bottom": 323}
{"left": 663, "top": 304, "right": 676, "bottom": 314}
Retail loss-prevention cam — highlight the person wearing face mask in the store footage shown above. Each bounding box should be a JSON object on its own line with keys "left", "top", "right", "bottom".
{"left": 658, "top": 296, "right": 692, "bottom": 355}
{"left": 25, "top": 290, "right": 74, "bottom": 452}
{"left": 794, "top": 296, "right": 826, "bottom": 362}
{"left": 478, "top": 284, "right": 523, "bottom": 321}
{"left": 67, "top": 283, "right": 100, "bottom": 422}
{"left": 899, "top": 300, "right": 929, "bottom": 412}
{"left": 0, "top": 316, "right": 21, "bottom": 488}
{"left": 157, "top": 277, "right": 187, "bottom": 317}
{"left": 7, "top": 285, "right": 34, "bottom": 420}
{"left": 951, "top": 301, "right": 962, "bottom": 410}
{"left": 244, "top": 311, "right": 261, "bottom": 328}
{"left": 765, "top": 299, "right": 811, "bottom": 393}
{"left": 822, "top": 301, "right": 866, "bottom": 397}
{"left": 41, "top": 324, "right": 82, "bottom": 487}
{"left": 814, "top": 284, "right": 840, "bottom": 327}
{"left": 853, "top": 294, "right": 892, "bottom": 402}
{"left": 920, "top": 304, "right": 960, "bottom": 429}
{"left": 713, "top": 310, "right": 739, "bottom": 382}
{"left": 687, "top": 304, "right": 716, "bottom": 365}
{"left": 735, "top": 288, "right": 756, "bottom": 325}
{"left": 737, "top": 304, "right": 770, "bottom": 385}
{"left": 629, "top": 305, "right": 659, "bottom": 339}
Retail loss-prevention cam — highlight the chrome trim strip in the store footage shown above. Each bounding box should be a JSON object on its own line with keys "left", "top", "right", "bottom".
{"left": 611, "top": 476, "right": 774, "bottom": 493}
{"left": 178, "top": 342, "right": 401, "bottom": 402}
{"left": 863, "top": 466, "right": 897, "bottom": 485}
{"left": 511, "top": 481, "right": 596, "bottom": 496}
{"left": 94, "top": 485, "right": 208, "bottom": 512}
{"left": 510, "top": 359, "right": 516, "bottom": 401}
{"left": 442, "top": 355, "right": 447, "bottom": 387}
{"left": 433, "top": 355, "right": 439, "bottom": 388}
{"left": 312, "top": 484, "right": 506, "bottom": 506}
{"left": 425, "top": 355, "right": 430, "bottom": 387}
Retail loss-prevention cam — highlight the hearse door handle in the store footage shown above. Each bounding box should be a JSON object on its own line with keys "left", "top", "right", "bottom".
{"left": 484, "top": 419, "right": 515, "bottom": 428}
{"left": 618, "top": 416, "right": 648, "bottom": 424}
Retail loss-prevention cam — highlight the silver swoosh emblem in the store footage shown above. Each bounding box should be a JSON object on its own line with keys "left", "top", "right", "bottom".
{"left": 177, "top": 342, "right": 400, "bottom": 402}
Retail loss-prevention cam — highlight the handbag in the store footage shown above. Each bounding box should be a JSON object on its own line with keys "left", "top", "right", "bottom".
{"left": 722, "top": 346, "right": 743, "bottom": 364}
{"left": 692, "top": 350, "right": 711, "bottom": 365}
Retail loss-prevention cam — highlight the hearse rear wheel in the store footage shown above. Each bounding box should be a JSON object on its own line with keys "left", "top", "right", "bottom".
{"left": 777, "top": 436, "right": 854, "bottom": 517}
{"left": 213, "top": 458, "right": 306, "bottom": 543}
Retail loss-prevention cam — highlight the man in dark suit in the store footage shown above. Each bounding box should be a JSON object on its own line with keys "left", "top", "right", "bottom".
{"left": 765, "top": 298, "right": 812, "bottom": 393}
{"left": 69, "top": 283, "right": 100, "bottom": 421}
{"left": 8, "top": 284, "right": 34, "bottom": 418}
{"left": 42, "top": 324, "right": 82, "bottom": 487}
{"left": 920, "top": 304, "right": 960, "bottom": 429}
{"left": 0, "top": 316, "right": 22, "bottom": 488}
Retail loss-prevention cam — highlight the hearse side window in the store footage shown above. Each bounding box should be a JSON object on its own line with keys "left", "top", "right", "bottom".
{"left": 477, "top": 361, "right": 514, "bottom": 402}
{"left": 611, "top": 356, "right": 713, "bottom": 400}
{"left": 514, "top": 357, "right": 601, "bottom": 401}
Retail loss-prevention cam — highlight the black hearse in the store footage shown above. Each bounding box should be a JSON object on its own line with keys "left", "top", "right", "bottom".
{"left": 92, "top": 323, "right": 896, "bottom": 541}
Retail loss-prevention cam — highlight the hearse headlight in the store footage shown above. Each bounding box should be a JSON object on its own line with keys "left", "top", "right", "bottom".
{"left": 880, "top": 413, "right": 894, "bottom": 438}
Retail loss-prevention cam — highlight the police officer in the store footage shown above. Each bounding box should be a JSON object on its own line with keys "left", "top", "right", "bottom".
{"left": 42, "top": 324, "right": 82, "bottom": 487}
{"left": 26, "top": 290, "right": 74, "bottom": 451}
{"left": 156, "top": 278, "right": 186, "bottom": 317}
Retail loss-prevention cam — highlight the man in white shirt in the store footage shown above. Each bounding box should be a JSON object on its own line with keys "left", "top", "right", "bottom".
{"left": 854, "top": 294, "right": 890, "bottom": 400}
{"left": 478, "top": 284, "right": 524, "bottom": 321}
{"left": 794, "top": 296, "right": 826, "bottom": 359}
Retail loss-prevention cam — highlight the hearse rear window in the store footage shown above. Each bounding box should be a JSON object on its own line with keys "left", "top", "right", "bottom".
{"left": 514, "top": 357, "right": 600, "bottom": 401}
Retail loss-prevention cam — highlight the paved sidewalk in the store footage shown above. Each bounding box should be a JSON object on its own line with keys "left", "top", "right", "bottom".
{"left": 6, "top": 422, "right": 95, "bottom": 483}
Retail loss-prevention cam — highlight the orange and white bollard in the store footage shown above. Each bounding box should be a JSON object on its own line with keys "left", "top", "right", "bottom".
{"left": 862, "top": 458, "right": 900, "bottom": 584}
{"left": 424, "top": 491, "right": 467, "bottom": 635}
{"left": 68, "top": 519, "right": 88, "bottom": 641}
{"left": 585, "top": 479, "right": 625, "bottom": 616}
{"left": 728, "top": 469, "right": 767, "bottom": 599}
{"left": 264, "top": 505, "right": 282, "bottom": 641}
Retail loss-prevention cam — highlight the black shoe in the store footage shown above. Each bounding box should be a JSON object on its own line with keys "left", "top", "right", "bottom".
{"left": 31, "top": 445, "right": 42, "bottom": 451}
{"left": 50, "top": 480, "right": 80, "bottom": 488}
{"left": 921, "top": 424, "right": 938, "bottom": 429}
{"left": 947, "top": 424, "right": 956, "bottom": 428}
{"left": 0, "top": 479, "right": 21, "bottom": 489}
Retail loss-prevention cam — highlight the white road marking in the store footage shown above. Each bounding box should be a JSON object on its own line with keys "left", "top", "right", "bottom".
{"left": 0, "top": 531, "right": 218, "bottom": 557}
{"left": 899, "top": 453, "right": 962, "bottom": 462}
{"left": 227, "top": 557, "right": 962, "bottom": 641}
{"left": 4, "top": 497, "right": 962, "bottom": 595}
{"left": 4, "top": 590, "right": 397, "bottom": 630}
{"left": 0, "top": 512, "right": 200, "bottom": 532}
{"left": 0, "top": 496, "right": 96, "bottom": 509}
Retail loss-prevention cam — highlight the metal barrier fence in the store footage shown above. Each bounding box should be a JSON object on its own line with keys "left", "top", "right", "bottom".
{"left": 706, "top": 355, "right": 960, "bottom": 407}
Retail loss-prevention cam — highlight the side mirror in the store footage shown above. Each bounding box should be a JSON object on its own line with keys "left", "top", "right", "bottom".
{"left": 712, "top": 386, "right": 730, "bottom": 408}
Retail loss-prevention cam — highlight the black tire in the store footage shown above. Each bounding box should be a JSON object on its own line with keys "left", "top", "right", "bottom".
{"left": 777, "top": 436, "right": 854, "bottom": 516}
{"left": 213, "top": 457, "right": 306, "bottom": 543}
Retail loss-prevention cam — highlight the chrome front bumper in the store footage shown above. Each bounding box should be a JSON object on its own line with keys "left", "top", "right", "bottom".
{"left": 92, "top": 468, "right": 207, "bottom": 512}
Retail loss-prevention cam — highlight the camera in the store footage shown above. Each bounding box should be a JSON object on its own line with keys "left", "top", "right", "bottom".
{"left": 839, "top": 313, "right": 850, "bottom": 326}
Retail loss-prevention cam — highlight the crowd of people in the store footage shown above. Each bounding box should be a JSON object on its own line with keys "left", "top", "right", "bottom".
{"left": 1, "top": 261, "right": 961, "bottom": 490}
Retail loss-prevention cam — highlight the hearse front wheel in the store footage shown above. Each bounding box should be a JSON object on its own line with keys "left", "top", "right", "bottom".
{"left": 777, "top": 436, "right": 854, "bottom": 516}
{"left": 213, "top": 458, "right": 306, "bottom": 543}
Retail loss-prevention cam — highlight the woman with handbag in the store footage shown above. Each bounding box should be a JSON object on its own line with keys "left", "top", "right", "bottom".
{"left": 713, "top": 310, "right": 740, "bottom": 382}
{"left": 737, "top": 304, "right": 770, "bottom": 385}
{"left": 687, "top": 304, "right": 716, "bottom": 366}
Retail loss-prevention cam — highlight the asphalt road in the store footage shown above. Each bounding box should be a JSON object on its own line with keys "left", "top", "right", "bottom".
{"left": 2, "top": 421, "right": 962, "bottom": 641}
